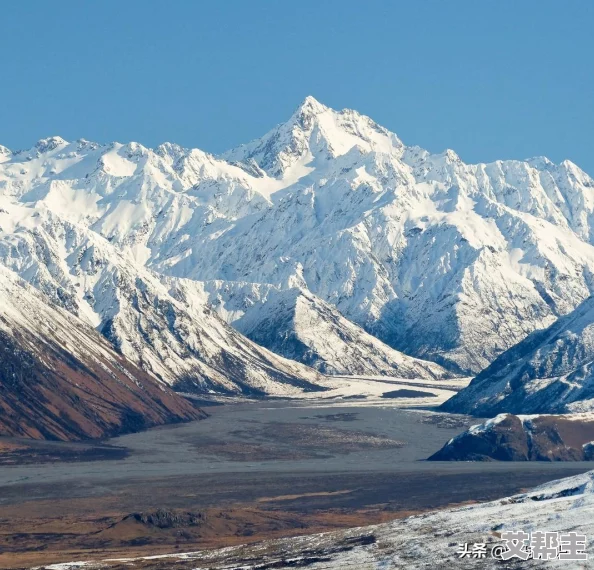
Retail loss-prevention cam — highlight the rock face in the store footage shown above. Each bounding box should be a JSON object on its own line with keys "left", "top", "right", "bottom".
{"left": 428, "top": 413, "right": 594, "bottom": 461}
{"left": 130, "top": 509, "right": 206, "bottom": 529}
{"left": 2, "top": 97, "right": 594, "bottom": 376}
{"left": 441, "top": 296, "right": 594, "bottom": 415}
{"left": 200, "top": 283, "right": 451, "bottom": 378}
{"left": 0, "top": 267, "right": 206, "bottom": 441}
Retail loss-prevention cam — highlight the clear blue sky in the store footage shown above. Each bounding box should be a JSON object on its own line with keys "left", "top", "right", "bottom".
{"left": 2, "top": 1, "right": 593, "bottom": 173}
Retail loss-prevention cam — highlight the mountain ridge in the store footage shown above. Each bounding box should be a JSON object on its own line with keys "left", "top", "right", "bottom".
{"left": 441, "top": 294, "right": 594, "bottom": 415}
{"left": 0, "top": 265, "right": 206, "bottom": 441}
{"left": 197, "top": 281, "right": 451, "bottom": 378}
{"left": 2, "top": 96, "right": 594, "bottom": 380}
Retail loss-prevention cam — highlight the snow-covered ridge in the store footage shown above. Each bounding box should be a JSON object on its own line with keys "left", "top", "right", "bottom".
{"left": 0, "top": 265, "right": 205, "bottom": 440}
{"left": 198, "top": 281, "right": 452, "bottom": 378}
{"left": 0, "top": 199, "right": 324, "bottom": 395}
{"left": 442, "top": 295, "right": 594, "bottom": 415}
{"left": 2, "top": 96, "right": 594, "bottom": 380}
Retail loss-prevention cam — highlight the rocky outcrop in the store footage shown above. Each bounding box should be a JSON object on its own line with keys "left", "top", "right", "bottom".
{"left": 428, "top": 413, "right": 594, "bottom": 461}
{"left": 130, "top": 510, "right": 206, "bottom": 529}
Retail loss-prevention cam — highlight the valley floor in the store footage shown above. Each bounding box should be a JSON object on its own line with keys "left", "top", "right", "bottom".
{"left": 0, "top": 378, "right": 590, "bottom": 569}
{"left": 45, "top": 469, "right": 594, "bottom": 569}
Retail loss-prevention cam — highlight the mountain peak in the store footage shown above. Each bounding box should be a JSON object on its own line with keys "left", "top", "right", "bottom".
{"left": 294, "top": 95, "right": 328, "bottom": 117}
{"left": 222, "top": 96, "right": 403, "bottom": 179}
{"left": 35, "top": 136, "right": 68, "bottom": 153}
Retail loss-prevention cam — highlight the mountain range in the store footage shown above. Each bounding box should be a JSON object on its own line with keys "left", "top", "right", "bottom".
{"left": 3, "top": 96, "right": 594, "bottom": 409}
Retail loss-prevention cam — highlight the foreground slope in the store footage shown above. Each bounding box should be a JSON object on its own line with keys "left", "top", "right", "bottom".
{"left": 42, "top": 470, "right": 594, "bottom": 569}
{"left": 0, "top": 267, "right": 205, "bottom": 441}
{"left": 442, "top": 296, "right": 594, "bottom": 416}
{"left": 201, "top": 282, "right": 451, "bottom": 377}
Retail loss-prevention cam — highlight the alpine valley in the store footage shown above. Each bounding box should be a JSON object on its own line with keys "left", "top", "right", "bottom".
{"left": 6, "top": 97, "right": 594, "bottom": 570}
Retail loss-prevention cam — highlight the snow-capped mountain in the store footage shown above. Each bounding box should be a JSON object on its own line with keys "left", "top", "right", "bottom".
{"left": 0, "top": 199, "right": 324, "bottom": 395}
{"left": 442, "top": 296, "right": 594, "bottom": 416}
{"left": 197, "top": 281, "right": 450, "bottom": 377}
{"left": 2, "top": 96, "right": 594, "bottom": 378}
{"left": 0, "top": 266, "right": 205, "bottom": 440}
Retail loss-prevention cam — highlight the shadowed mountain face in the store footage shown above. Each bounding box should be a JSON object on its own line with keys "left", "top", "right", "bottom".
{"left": 441, "top": 296, "right": 594, "bottom": 416}
{"left": 429, "top": 413, "right": 594, "bottom": 462}
{"left": 0, "top": 267, "right": 205, "bottom": 441}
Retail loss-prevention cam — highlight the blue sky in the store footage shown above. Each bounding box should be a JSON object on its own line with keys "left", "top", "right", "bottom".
{"left": 2, "top": 1, "right": 593, "bottom": 173}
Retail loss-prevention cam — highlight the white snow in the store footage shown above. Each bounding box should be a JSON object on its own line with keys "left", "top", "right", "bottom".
{"left": 100, "top": 145, "right": 138, "bottom": 177}
{"left": 2, "top": 95, "right": 594, "bottom": 395}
